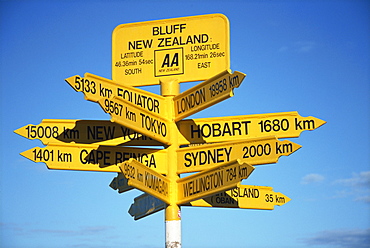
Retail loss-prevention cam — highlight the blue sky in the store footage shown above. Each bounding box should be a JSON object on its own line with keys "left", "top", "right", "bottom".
{"left": 1, "top": 1, "right": 369, "bottom": 248}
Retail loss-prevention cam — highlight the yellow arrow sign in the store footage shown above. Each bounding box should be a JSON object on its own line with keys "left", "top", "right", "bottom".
{"left": 65, "top": 73, "right": 167, "bottom": 115}
{"left": 112, "top": 14, "right": 230, "bottom": 86}
{"left": 120, "top": 158, "right": 170, "bottom": 204}
{"left": 98, "top": 96, "right": 171, "bottom": 145}
{"left": 173, "top": 70, "right": 245, "bottom": 121}
{"left": 177, "top": 159, "right": 254, "bottom": 205}
{"left": 14, "top": 119, "right": 162, "bottom": 146}
{"left": 20, "top": 144, "right": 167, "bottom": 174}
{"left": 184, "top": 184, "right": 291, "bottom": 210}
{"left": 177, "top": 111, "right": 326, "bottom": 144}
{"left": 177, "top": 136, "right": 301, "bottom": 174}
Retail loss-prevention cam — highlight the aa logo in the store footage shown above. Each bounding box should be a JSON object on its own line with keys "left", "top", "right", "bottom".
{"left": 155, "top": 48, "right": 184, "bottom": 77}
{"left": 162, "top": 53, "right": 179, "bottom": 67}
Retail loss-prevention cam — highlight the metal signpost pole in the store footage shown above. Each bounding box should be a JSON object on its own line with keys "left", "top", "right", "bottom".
{"left": 161, "top": 79, "right": 181, "bottom": 248}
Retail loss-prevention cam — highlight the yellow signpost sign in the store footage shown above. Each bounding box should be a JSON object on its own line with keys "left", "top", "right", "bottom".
{"left": 112, "top": 14, "right": 230, "bottom": 86}
{"left": 127, "top": 183, "right": 290, "bottom": 220}
{"left": 184, "top": 184, "right": 291, "bottom": 210}
{"left": 65, "top": 73, "right": 167, "bottom": 115}
{"left": 20, "top": 143, "right": 167, "bottom": 174}
{"left": 98, "top": 96, "right": 171, "bottom": 145}
{"left": 120, "top": 158, "right": 171, "bottom": 204}
{"left": 14, "top": 119, "right": 162, "bottom": 146}
{"left": 176, "top": 136, "right": 301, "bottom": 174}
{"left": 177, "top": 111, "right": 327, "bottom": 144}
{"left": 173, "top": 70, "right": 245, "bottom": 121}
{"left": 177, "top": 159, "right": 254, "bottom": 205}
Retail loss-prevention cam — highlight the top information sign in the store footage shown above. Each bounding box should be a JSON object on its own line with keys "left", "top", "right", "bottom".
{"left": 112, "top": 14, "right": 230, "bottom": 86}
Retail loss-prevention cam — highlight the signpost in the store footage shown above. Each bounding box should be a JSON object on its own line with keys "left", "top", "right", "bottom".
{"left": 120, "top": 158, "right": 171, "bottom": 204}
{"left": 173, "top": 70, "right": 245, "bottom": 121}
{"left": 177, "top": 111, "right": 327, "bottom": 144}
{"left": 20, "top": 143, "right": 168, "bottom": 174}
{"left": 127, "top": 183, "right": 290, "bottom": 220}
{"left": 177, "top": 159, "right": 254, "bottom": 205}
{"left": 129, "top": 193, "right": 167, "bottom": 220}
{"left": 14, "top": 119, "right": 162, "bottom": 146}
{"left": 65, "top": 73, "right": 167, "bottom": 115}
{"left": 98, "top": 96, "right": 171, "bottom": 145}
{"left": 14, "top": 13, "right": 327, "bottom": 248}
{"left": 112, "top": 14, "right": 230, "bottom": 86}
{"left": 110, "top": 173, "right": 134, "bottom": 193}
{"left": 176, "top": 136, "right": 301, "bottom": 174}
{"left": 185, "top": 184, "right": 291, "bottom": 210}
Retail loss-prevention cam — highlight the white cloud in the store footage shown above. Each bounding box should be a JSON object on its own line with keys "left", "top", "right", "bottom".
{"left": 302, "top": 228, "right": 370, "bottom": 248}
{"left": 278, "top": 46, "right": 289, "bottom": 52}
{"left": 334, "top": 171, "right": 370, "bottom": 188}
{"left": 301, "top": 173, "right": 325, "bottom": 184}
{"left": 294, "top": 41, "right": 315, "bottom": 53}
{"left": 355, "top": 195, "right": 370, "bottom": 203}
{"left": 30, "top": 225, "right": 115, "bottom": 237}
{"left": 277, "top": 41, "right": 316, "bottom": 53}
{"left": 333, "top": 171, "right": 370, "bottom": 203}
{"left": 1, "top": 222, "right": 115, "bottom": 237}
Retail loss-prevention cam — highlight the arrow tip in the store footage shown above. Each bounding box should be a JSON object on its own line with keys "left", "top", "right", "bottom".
{"left": 128, "top": 203, "right": 137, "bottom": 217}
{"left": 276, "top": 193, "right": 291, "bottom": 206}
{"left": 236, "top": 159, "right": 255, "bottom": 178}
{"left": 313, "top": 116, "right": 327, "bottom": 130}
{"left": 97, "top": 97, "right": 108, "bottom": 113}
{"left": 293, "top": 141, "right": 302, "bottom": 152}
{"left": 65, "top": 75, "right": 80, "bottom": 92}
{"left": 20, "top": 148, "right": 37, "bottom": 162}
{"left": 109, "top": 177, "right": 118, "bottom": 190}
{"left": 14, "top": 126, "right": 27, "bottom": 138}
{"left": 233, "top": 71, "right": 246, "bottom": 89}
{"left": 278, "top": 140, "right": 302, "bottom": 155}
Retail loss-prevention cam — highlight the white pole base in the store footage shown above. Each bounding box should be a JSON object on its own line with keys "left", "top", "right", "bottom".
{"left": 165, "top": 220, "right": 181, "bottom": 248}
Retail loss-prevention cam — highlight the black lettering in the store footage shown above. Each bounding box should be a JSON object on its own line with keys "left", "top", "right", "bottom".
{"left": 295, "top": 118, "right": 302, "bottom": 130}
{"left": 170, "top": 53, "right": 179, "bottom": 67}
{"left": 115, "top": 152, "right": 122, "bottom": 164}
{"left": 80, "top": 149, "right": 88, "bottom": 164}
{"left": 158, "top": 38, "right": 165, "bottom": 47}
{"left": 161, "top": 54, "right": 170, "bottom": 67}
{"left": 184, "top": 153, "right": 192, "bottom": 167}
{"left": 190, "top": 124, "right": 201, "bottom": 139}
{"left": 128, "top": 39, "right": 153, "bottom": 50}
{"left": 212, "top": 123, "right": 221, "bottom": 137}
